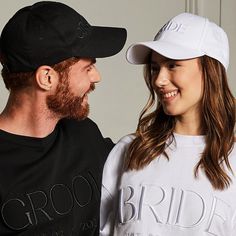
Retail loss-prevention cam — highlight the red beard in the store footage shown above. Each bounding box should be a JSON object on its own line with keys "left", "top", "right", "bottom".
{"left": 47, "top": 78, "right": 95, "bottom": 121}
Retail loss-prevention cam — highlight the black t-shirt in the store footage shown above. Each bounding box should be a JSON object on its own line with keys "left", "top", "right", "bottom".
{"left": 0, "top": 118, "right": 114, "bottom": 235}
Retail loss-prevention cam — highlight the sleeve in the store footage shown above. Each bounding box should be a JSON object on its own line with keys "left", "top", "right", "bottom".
{"left": 99, "top": 135, "right": 134, "bottom": 236}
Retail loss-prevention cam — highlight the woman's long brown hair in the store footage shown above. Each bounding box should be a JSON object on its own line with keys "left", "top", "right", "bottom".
{"left": 126, "top": 55, "right": 235, "bottom": 190}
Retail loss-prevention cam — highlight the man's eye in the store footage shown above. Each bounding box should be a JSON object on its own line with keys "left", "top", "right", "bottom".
{"left": 87, "top": 64, "right": 94, "bottom": 72}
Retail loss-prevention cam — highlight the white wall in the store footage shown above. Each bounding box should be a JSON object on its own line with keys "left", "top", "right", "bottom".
{"left": 0, "top": 0, "right": 235, "bottom": 142}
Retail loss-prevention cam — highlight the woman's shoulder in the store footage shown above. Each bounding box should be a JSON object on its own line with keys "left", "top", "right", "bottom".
{"left": 106, "top": 134, "right": 135, "bottom": 162}
{"left": 103, "top": 134, "right": 135, "bottom": 175}
{"left": 102, "top": 134, "right": 135, "bottom": 195}
{"left": 118, "top": 134, "right": 135, "bottom": 145}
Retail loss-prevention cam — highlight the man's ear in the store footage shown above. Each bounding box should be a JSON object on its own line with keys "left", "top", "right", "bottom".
{"left": 35, "top": 65, "right": 58, "bottom": 91}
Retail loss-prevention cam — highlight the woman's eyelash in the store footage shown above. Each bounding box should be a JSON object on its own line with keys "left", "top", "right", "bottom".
{"left": 150, "top": 66, "right": 159, "bottom": 74}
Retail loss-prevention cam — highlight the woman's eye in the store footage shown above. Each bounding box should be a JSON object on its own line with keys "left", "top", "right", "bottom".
{"left": 168, "top": 62, "right": 178, "bottom": 69}
{"left": 151, "top": 66, "right": 159, "bottom": 76}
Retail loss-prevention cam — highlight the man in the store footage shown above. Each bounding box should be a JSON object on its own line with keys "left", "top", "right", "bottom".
{"left": 0, "top": 1, "right": 126, "bottom": 235}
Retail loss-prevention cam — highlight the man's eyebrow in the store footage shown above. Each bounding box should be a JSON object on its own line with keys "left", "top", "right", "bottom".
{"left": 84, "top": 58, "right": 96, "bottom": 69}
{"left": 89, "top": 58, "right": 96, "bottom": 65}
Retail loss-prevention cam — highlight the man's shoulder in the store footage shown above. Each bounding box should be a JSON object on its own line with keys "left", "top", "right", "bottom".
{"left": 59, "top": 118, "right": 113, "bottom": 147}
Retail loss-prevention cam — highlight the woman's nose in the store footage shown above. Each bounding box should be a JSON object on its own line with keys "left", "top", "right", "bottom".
{"left": 154, "top": 67, "right": 170, "bottom": 87}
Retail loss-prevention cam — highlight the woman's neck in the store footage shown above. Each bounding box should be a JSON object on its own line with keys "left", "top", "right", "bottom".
{"left": 174, "top": 113, "right": 203, "bottom": 136}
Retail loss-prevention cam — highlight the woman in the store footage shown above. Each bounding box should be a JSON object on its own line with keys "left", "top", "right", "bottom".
{"left": 100, "top": 13, "right": 236, "bottom": 236}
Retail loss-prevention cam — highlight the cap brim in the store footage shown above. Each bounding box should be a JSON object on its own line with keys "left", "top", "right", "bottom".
{"left": 126, "top": 41, "right": 204, "bottom": 64}
{"left": 78, "top": 26, "right": 127, "bottom": 58}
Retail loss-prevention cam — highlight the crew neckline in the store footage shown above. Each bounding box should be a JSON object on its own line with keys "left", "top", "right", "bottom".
{"left": 172, "top": 132, "right": 205, "bottom": 146}
{"left": 0, "top": 124, "right": 59, "bottom": 148}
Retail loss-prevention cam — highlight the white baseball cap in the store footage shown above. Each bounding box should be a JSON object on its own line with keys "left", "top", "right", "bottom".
{"left": 126, "top": 13, "right": 229, "bottom": 69}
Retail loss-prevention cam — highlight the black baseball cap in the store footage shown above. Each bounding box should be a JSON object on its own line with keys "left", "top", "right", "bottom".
{"left": 0, "top": 1, "right": 127, "bottom": 73}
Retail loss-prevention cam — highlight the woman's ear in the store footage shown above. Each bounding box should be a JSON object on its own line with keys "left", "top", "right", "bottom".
{"left": 35, "top": 65, "right": 58, "bottom": 91}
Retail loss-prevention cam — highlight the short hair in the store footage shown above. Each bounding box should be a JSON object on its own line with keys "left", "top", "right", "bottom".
{"left": 1, "top": 57, "right": 80, "bottom": 91}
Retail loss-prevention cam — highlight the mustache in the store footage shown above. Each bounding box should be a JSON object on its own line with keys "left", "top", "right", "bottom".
{"left": 81, "top": 84, "right": 95, "bottom": 99}
{"left": 88, "top": 83, "right": 95, "bottom": 93}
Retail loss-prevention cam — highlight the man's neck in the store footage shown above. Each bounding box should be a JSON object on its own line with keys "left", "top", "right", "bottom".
{"left": 0, "top": 93, "right": 60, "bottom": 138}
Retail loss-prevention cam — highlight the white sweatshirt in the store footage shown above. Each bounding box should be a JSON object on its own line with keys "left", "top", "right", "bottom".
{"left": 100, "top": 134, "right": 236, "bottom": 236}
